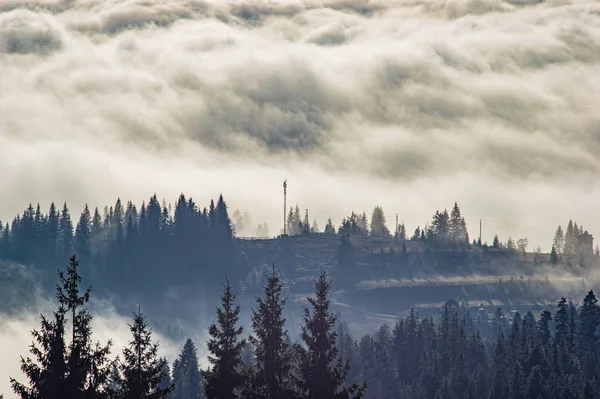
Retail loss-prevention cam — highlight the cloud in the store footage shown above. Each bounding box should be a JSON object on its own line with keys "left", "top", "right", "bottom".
{"left": 0, "top": 8, "right": 64, "bottom": 54}
{"left": 0, "top": 0, "right": 599, "bottom": 251}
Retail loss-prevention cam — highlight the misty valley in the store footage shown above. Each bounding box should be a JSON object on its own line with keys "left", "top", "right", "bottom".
{"left": 0, "top": 193, "right": 598, "bottom": 399}
{"left": 2, "top": 0, "right": 600, "bottom": 397}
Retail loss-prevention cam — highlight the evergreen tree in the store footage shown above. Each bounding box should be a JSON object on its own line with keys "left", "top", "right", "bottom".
{"left": 11, "top": 308, "right": 67, "bottom": 399}
{"left": 203, "top": 280, "right": 247, "bottom": 399}
{"left": 449, "top": 202, "right": 468, "bottom": 244}
{"left": 172, "top": 339, "right": 202, "bottom": 399}
{"left": 492, "top": 235, "right": 500, "bottom": 248}
{"left": 565, "top": 220, "right": 575, "bottom": 255}
{"left": 398, "top": 223, "right": 406, "bottom": 240}
{"left": 578, "top": 290, "right": 600, "bottom": 378}
{"left": 324, "top": 218, "right": 335, "bottom": 235}
{"left": 59, "top": 255, "right": 112, "bottom": 397}
{"left": 157, "top": 358, "right": 173, "bottom": 399}
{"left": 75, "top": 204, "right": 92, "bottom": 263}
{"left": 553, "top": 225, "right": 565, "bottom": 254}
{"left": 248, "top": 265, "right": 296, "bottom": 399}
{"left": 525, "top": 365, "right": 546, "bottom": 399}
{"left": 297, "top": 273, "right": 365, "bottom": 399}
{"left": 555, "top": 297, "right": 570, "bottom": 345}
{"left": 550, "top": 245, "right": 558, "bottom": 265}
{"left": 107, "top": 363, "right": 123, "bottom": 399}
{"left": 58, "top": 203, "right": 74, "bottom": 260}
{"left": 509, "top": 361, "right": 524, "bottom": 399}
{"left": 369, "top": 206, "right": 390, "bottom": 238}
{"left": 47, "top": 202, "right": 60, "bottom": 263}
{"left": 33, "top": 204, "right": 45, "bottom": 262}
{"left": 537, "top": 310, "right": 552, "bottom": 349}
{"left": 431, "top": 210, "right": 450, "bottom": 244}
{"left": 310, "top": 219, "right": 319, "bottom": 234}
{"left": 506, "top": 237, "right": 516, "bottom": 251}
{"left": 120, "top": 308, "right": 172, "bottom": 399}
{"left": 91, "top": 207, "right": 103, "bottom": 254}
{"left": 11, "top": 255, "right": 112, "bottom": 399}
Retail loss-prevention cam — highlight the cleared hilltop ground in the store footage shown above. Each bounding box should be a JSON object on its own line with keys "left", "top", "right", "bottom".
{"left": 237, "top": 233, "right": 598, "bottom": 335}
{"left": 237, "top": 232, "right": 570, "bottom": 286}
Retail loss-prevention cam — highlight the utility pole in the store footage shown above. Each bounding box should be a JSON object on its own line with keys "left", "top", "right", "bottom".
{"left": 479, "top": 219, "right": 482, "bottom": 245}
{"left": 396, "top": 214, "right": 399, "bottom": 237}
{"left": 305, "top": 208, "right": 309, "bottom": 231}
{"left": 283, "top": 180, "right": 287, "bottom": 235}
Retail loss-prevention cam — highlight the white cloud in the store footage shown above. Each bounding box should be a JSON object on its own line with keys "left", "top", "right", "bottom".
{"left": 0, "top": 0, "right": 599, "bottom": 253}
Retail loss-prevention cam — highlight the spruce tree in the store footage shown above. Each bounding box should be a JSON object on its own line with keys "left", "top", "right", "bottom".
{"left": 578, "top": 290, "right": 600, "bottom": 378}
{"left": 509, "top": 361, "right": 524, "bottom": 399}
{"left": 11, "top": 255, "right": 111, "bottom": 399}
{"left": 553, "top": 226, "right": 564, "bottom": 254}
{"left": 11, "top": 309, "right": 67, "bottom": 399}
{"left": 369, "top": 206, "right": 389, "bottom": 238}
{"left": 203, "top": 280, "right": 247, "bottom": 399}
{"left": 537, "top": 310, "right": 552, "bottom": 349}
{"left": 172, "top": 339, "right": 202, "bottom": 399}
{"left": 75, "top": 204, "right": 92, "bottom": 264}
{"left": 120, "top": 308, "right": 172, "bottom": 399}
{"left": 449, "top": 202, "right": 468, "bottom": 244}
{"left": 59, "top": 255, "right": 112, "bottom": 397}
{"left": 107, "top": 363, "right": 123, "bottom": 399}
{"left": 525, "top": 365, "right": 546, "bottom": 399}
{"left": 248, "top": 265, "right": 296, "bottom": 399}
{"left": 157, "top": 358, "right": 173, "bottom": 399}
{"left": 555, "top": 297, "right": 570, "bottom": 346}
{"left": 550, "top": 245, "right": 558, "bottom": 265}
{"left": 297, "top": 272, "right": 365, "bottom": 399}
{"left": 493, "top": 235, "right": 500, "bottom": 248}
{"left": 59, "top": 203, "right": 74, "bottom": 261}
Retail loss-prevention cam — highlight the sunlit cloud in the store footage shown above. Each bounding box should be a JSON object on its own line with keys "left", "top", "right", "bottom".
{"left": 0, "top": 0, "right": 599, "bottom": 252}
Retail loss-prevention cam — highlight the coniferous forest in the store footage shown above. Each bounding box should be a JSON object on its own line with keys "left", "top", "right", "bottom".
{"left": 7, "top": 252, "right": 600, "bottom": 399}
{"left": 0, "top": 194, "right": 237, "bottom": 299}
{"left": 1, "top": 193, "right": 600, "bottom": 398}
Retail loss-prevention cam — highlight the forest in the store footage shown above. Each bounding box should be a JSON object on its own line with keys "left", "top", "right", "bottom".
{"left": 0, "top": 193, "right": 596, "bottom": 297}
{"left": 6, "top": 253, "right": 600, "bottom": 399}
{"left": 0, "top": 194, "right": 598, "bottom": 398}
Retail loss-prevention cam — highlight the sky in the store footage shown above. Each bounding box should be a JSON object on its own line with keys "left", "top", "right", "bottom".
{"left": 0, "top": 0, "right": 599, "bottom": 253}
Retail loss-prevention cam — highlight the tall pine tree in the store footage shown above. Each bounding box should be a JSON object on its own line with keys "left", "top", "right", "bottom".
{"left": 120, "top": 308, "right": 172, "bottom": 399}
{"left": 203, "top": 279, "right": 247, "bottom": 399}
{"left": 297, "top": 272, "right": 365, "bottom": 399}
{"left": 11, "top": 255, "right": 111, "bottom": 399}
{"left": 172, "top": 339, "right": 202, "bottom": 399}
{"left": 248, "top": 265, "right": 297, "bottom": 399}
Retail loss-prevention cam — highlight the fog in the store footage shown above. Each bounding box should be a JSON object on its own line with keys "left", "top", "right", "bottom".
{"left": 1, "top": 0, "right": 600, "bottom": 250}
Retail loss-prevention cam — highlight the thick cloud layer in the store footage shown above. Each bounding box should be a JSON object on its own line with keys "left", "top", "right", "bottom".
{"left": 0, "top": 0, "right": 599, "bottom": 249}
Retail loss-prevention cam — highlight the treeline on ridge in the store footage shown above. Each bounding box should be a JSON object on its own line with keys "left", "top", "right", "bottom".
{"left": 0, "top": 194, "right": 597, "bottom": 299}
{"left": 0, "top": 194, "right": 236, "bottom": 294}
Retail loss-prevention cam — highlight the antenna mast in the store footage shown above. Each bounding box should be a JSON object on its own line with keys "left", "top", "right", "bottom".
{"left": 283, "top": 180, "right": 287, "bottom": 235}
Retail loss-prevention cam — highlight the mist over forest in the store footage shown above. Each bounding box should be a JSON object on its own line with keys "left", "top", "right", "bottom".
{"left": 1, "top": 0, "right": 600, "bottom": 398}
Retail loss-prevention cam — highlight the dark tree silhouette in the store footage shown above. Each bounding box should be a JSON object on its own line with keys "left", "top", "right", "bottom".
{"left": 120, "top": 308, "right": 172, "bottom": 399}
{"left": 297, "top": 272, "right": 366, "bottom": 399}
{"left": 172, "top": 339, "right": 202, "bottom": 399}
{"left": 11, "top": 255, "right": 111, "bottom": 399}
{"left": 203, "top": 279, "right": 247, "bottom": 399}
{"left": 247, "top": 265, "right": 297, "bottom": 399}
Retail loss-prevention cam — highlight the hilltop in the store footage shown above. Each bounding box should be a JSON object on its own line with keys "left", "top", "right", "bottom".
{"left": 236, "top": 232, "right": 598, "bottom": 335}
